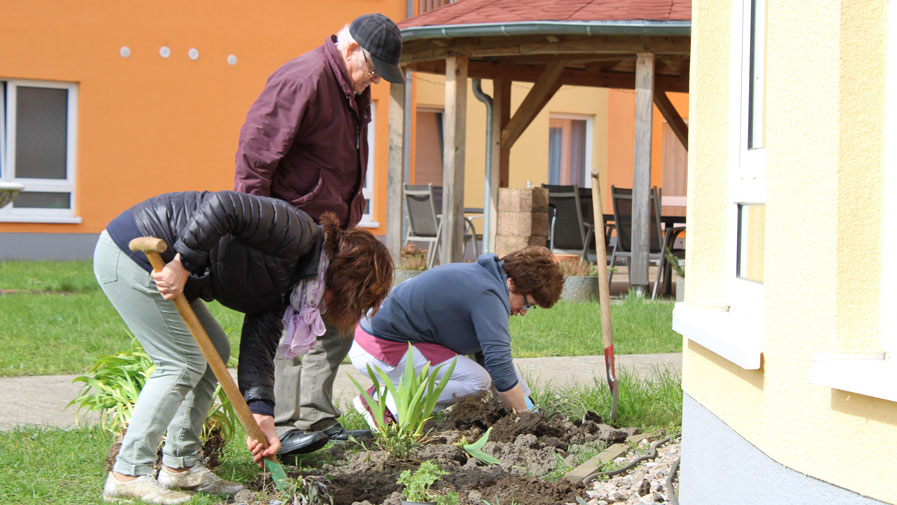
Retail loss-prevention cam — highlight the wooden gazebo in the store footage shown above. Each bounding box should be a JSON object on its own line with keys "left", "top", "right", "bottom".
{"left": 385, "top": 0, "right": 690, "bottom": 292}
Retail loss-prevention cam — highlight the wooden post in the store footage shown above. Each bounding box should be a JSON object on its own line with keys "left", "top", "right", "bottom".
{"left": 386, "top": 82, "right": 406, "bottom": 264}
{"left": 631, "top": 52, "right": 655, "bottom": 294}
{"left": 489, "top": 78, "right": 510, "bottom": 252}
{"left": 441, "top": 55, "right": 469, "bottom": 264}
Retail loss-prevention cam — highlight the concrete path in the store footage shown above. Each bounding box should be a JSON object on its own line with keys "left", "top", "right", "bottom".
{"left": 0, "top": 353, "right": 680, "bottom": 431}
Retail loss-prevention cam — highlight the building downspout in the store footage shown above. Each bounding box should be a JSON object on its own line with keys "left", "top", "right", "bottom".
{"left": 472, "top": 78, "right": 493, "bottom": 254}
{"left": 402, "top": 0, "right": 414, "bottom": 244}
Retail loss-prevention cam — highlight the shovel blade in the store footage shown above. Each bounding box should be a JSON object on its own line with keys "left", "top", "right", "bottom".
{"left": 264, "top": 458, "right": 290, "bottom": 492}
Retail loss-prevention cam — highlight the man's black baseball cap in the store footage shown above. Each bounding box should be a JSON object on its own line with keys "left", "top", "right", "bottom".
{"left": 350, "top": 13, "right": 404, "bottom": 84}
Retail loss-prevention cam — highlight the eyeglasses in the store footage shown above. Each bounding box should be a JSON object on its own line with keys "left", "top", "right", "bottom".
{"left": 361, "top": 50, "right": 378, "bottom": 78}
{"left": 523, "top": 295, "right": 537, "bottom": 311}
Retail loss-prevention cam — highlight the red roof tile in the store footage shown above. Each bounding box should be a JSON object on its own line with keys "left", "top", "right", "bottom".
{"left": 400, "top": 0, "right": 691, "bottom": 28}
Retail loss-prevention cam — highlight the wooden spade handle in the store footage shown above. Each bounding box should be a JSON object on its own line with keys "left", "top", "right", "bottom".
{"left": 588, "top": 171, "right": 614, "bottom": 349}
{"left": 128, "top": 237, "right": 274, "bottom": 456}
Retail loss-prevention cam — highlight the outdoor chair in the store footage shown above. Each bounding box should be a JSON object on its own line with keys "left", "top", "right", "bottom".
{"left": 609, "top": 185, "right": 669, "bottom": 299}
{"left": 403, "top": 183, "right": 477, "bottom": 269}
{"left": 543, "top": 184, "right": 597, "bottom": 261}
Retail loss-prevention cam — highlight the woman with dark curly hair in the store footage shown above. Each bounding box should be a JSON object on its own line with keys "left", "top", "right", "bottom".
{"left": 349, "top": 246, "right": 563, "bottom": 428}
{"left": 93, "top": 191, "right": 392, "bottom": 504}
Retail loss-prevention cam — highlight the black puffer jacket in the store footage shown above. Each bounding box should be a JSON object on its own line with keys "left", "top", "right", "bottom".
{"left": 129, "top": 190, "right": 322, "bottom": 408}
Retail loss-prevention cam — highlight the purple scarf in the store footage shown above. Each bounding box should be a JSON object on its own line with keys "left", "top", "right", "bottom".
{"left": 279, "top": 250, "right": 329, "bottom": 358}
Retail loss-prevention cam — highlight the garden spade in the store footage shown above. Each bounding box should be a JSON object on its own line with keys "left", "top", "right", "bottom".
{"left": 128, "top": 236, "right": 290, "bottom": 492}
{"left": 589, "top": 170, "right": 619, "bottom": 421}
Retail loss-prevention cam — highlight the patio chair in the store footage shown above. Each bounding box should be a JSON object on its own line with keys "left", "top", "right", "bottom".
{"left": 403, "top": 183, "right": 477, "bottom": 269}
{"left": 609, "top": 185, "right": 668, "bottom": 299}
{"left": 542, "top": 184, "right": 596, "bottom": 261}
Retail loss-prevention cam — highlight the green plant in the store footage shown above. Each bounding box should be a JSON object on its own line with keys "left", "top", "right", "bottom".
{"left": 556, "top": 258, "right": 597, "bottom": 277}
{"left": 437, "top": 490, "right": 461, "bottom": 505}
{"left": 664, "top": 246, "right": 684, "bottom": 278}
{"left": 287, "top": 474, "right": 334, "bottom": 505}
{"left": 397, "top": 460, "right": 448, "bottom": 502}
{"left": 399, "top": 243, "right": 428, "bottom": 271}
{"left": 457, "top": 426, "right": 499, "bottom": 465}
{"left": 68, "top": 336, "right": 155, "bottom": 433}
{"left": 68, "top": 336, "right": 239, "bottom": 451}
{"left": 348, "top": 344, "right": 456, "bottom": 458}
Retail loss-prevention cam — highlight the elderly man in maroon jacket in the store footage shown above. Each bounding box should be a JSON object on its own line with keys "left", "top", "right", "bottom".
{"left": 234, "top": 13, "right": 404, "bottom": 457}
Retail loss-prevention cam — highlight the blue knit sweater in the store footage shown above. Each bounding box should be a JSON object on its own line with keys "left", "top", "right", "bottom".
{"left": 361, "top": 254, "right": 518, "bottom": 392}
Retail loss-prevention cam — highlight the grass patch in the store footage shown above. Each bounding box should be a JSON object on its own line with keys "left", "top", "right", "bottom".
{"left": 0, "top": 260, "right": 99, "bottom": 293}
{"left": 0, "top": 424, "right": 261, "bottom": 505}
{"left": 532, "top": 367, "right": 683, "bottom": 433}
{"left": 1, "top": 260, "right": 680, "bottom": 377}
{"left": 510, "top": 295, "right": 681, "bottom": 357}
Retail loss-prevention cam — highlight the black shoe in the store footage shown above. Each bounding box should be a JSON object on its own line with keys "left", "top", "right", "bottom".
{"left": 276, "top": 429, "right": 329, "bottom": 456}
{"left": 322, "top": 423, "right": 373, "bottom": 442}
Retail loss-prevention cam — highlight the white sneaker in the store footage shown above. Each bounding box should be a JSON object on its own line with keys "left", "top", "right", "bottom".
{"left": 158, "top": 463, "right": 243, "bottom": 495}
{"left": 103, "top": 473, "right": 191, "bottom": 504}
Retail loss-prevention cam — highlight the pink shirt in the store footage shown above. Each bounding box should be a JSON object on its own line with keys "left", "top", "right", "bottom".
{"left": 354, "top": 324, "right": 458, "bottom": 367}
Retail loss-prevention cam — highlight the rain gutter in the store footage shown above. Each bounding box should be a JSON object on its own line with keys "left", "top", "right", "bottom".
{"left": 401, "top": 20, "right": 690, "bottom": 41}
{"left": 471, "top": 79, "right": 493, "bottom": 254}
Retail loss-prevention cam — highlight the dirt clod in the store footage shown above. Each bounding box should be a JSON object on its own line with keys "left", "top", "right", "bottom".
{"left": 236, "top": 393, "right": 641, "bottom": 505}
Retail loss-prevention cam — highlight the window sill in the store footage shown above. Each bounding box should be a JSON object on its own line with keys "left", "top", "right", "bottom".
{"left": 358, "top": 220, "right": 380, "bottom": 229}
{"left": 0, "top": 215, "right": 82, "bottom": 224}
{"left": 810, "top": 353, "right": 897, "bottom": 403}
{"left": 672, "top": 303, "right": 763, "bottom": 369}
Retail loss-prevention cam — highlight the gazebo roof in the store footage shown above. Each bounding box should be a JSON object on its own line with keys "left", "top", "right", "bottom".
{"left": 401, "top": 0, "right": 690, "bottom": 27}
{"left": 397, "top": 0, "right": 692, "bottom": 92}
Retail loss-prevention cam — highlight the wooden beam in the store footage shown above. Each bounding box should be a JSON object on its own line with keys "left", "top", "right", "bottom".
{"left": 653, "top": 86, "right": 688, "bottom": 150}
{"left": 386, "top": 82, "right": 406, "bottom": 263}
{"left": 405, "top": 60, "right": 688, "bottom": 92}
{"left": 631, "top": 52, "right": 654, "bottom": 293}
{"left": 401, "top": 35, "right": 691, "bottom": 64}
{"left": 489, "top": 78, "right": 510, "bottom": 252}
{"left": 441, "top": 55, "right": 469, "bottom": 264}
{"left": 501, "top": 60, "right": 565, "bottom": 149}
{"left": 495, "top": 79, "right": 511, "bottom": 188}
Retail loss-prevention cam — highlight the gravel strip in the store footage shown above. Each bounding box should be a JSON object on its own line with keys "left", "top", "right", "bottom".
{"left": 575, "top": 435, "right": 681, "bottom": 505}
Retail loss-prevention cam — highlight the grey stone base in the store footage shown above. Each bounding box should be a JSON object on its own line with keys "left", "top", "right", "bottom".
{"left": 681, "top": 394, "right": 886, "bottom": 505}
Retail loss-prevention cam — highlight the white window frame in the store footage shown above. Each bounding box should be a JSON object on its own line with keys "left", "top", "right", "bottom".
{"left": 359, "top": 101, "right": 378, "bottom": 228}
{"left": 0, "top": 79, "right": 80, "bottom": 223}
{"left": 809, "top": 0, "right": 897, "bottom": 403}
{"left": 548, "top": 113, "right": 595, "bottom": 188}
{"left": 673, "top": 0, "right": 765, "bottom": 370}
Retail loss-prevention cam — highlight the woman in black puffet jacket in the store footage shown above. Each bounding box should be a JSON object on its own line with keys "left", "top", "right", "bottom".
{"left": 94, "top": 191, "right": 392, "bottom": 503}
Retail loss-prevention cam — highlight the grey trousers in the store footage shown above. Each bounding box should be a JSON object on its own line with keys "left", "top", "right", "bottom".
{"left": 272, "top": 321, "right": 353, "bottom": 436}
{"left": 94, "top": 231, "right": 230, "bottom": 476}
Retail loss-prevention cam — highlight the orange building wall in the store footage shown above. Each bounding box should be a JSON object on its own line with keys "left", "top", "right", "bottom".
{"left": 0, "top": 0, "right": 404, "bottom": 236}
{"left": 605, "top": 88, "right": 689, "bottom": 214}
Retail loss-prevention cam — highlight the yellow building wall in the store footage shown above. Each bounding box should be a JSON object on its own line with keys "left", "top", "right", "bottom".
{"left": 0, "top": 0, "right": 403, "bottom": 236}
{"left": 684, "top": 0, "right": 897, "bottom": 501}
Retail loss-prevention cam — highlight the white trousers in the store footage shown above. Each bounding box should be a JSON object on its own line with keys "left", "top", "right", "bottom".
{"left": 347, "top": 341, "right": 530, "bottom": 420}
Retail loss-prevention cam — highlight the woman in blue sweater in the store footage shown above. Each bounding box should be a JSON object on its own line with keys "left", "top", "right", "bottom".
{"left": 349, "top": 246, "right": 563, "bottom": 426}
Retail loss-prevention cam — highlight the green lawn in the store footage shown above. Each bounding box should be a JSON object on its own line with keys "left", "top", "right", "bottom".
{"left": 0, "top": 260, "right": 681, "bottom": 377}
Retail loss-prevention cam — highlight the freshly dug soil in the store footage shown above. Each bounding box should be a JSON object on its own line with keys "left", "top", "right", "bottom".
{"left": 237, "top": 393, "right": 638, "bottom": 505}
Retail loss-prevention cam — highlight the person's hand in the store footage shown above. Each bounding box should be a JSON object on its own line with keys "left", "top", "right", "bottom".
{"left": 151, "top": 253, "right": 189, "bottom": 300}
{"left": 246, "top": 413, "right": 280, "bottom": 468}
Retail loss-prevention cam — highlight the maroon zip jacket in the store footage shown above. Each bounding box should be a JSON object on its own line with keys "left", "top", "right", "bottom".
{"left": 234, "top": 36, "right": 371, "bottom": 229}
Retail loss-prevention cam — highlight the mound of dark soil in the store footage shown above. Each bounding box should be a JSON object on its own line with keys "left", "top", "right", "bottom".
{"left": 239, "top": 393, "right": 637, "bottom": 505}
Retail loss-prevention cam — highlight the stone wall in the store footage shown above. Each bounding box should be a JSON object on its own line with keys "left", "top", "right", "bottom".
{"left": 494, "top": 188, "right": 549, "bottom": 257}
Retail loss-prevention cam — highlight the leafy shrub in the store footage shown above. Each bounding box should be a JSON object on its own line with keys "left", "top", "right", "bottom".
{"left": 397, "top": 460, "right": 448, "bottom": 502}
{"left": 68, "top": 335, "right": 238, "bottom": 465}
